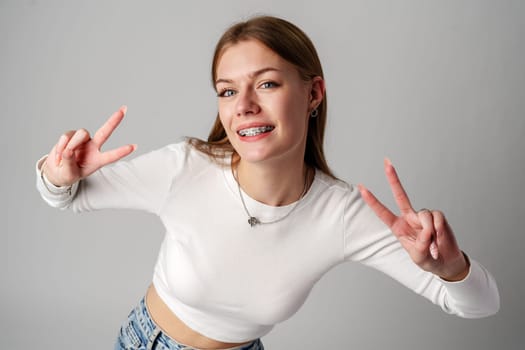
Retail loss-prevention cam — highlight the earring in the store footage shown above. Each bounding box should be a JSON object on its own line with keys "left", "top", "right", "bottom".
{"left": 310, "top": 108, "right": 319, "bottom": 118}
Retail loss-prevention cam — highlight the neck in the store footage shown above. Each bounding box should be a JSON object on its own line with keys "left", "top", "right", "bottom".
{"left": 234, "top": 156, "right": 311, "bottom": 207}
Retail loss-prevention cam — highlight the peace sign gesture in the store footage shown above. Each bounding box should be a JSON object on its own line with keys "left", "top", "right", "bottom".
{"left": 359, "top": 159, "right": 470, "bottom": 281}
{"left": 42, "top": 106, "right": 136, "bottom": 187}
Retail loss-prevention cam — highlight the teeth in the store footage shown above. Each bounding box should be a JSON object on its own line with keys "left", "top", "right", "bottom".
{"left": 238, "top": 126, "right": 274, "bottom": 137}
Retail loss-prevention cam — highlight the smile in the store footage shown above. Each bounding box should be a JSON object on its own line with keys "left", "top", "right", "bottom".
{"left": 237, "top": 126, "right": 275, "bottom": 137}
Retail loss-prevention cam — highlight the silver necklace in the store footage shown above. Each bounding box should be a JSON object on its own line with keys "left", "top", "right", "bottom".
{"left": 235, "top": 168, "right": 310, "bottom": 227}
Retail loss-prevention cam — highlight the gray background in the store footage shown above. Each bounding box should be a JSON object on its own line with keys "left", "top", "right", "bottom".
{"left": 2, "top": 0, "right": 524, "bottom": 349}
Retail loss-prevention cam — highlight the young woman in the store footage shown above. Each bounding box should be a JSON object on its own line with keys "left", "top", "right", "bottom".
{"left": 36, "top": 16, "right": 499, "bottom": 350}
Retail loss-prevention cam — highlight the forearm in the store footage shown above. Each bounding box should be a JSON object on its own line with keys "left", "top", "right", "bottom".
{"left": 35, "top": 144, "right": 183, "bottom": 214}
{"left": 437, "top": 257, "right": 500, "bottom": 318}
{"left": 363, "top": 247, "right": 500, "bottom": 318}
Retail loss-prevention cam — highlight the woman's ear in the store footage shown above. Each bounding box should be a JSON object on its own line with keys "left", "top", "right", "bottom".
{"left": 309, "top": 76, "right": 326, "bottom": 110}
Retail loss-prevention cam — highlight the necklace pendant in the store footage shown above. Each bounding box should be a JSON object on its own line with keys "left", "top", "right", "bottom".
{"left": 248, "top": 217, "right": 260, "bottom": 227}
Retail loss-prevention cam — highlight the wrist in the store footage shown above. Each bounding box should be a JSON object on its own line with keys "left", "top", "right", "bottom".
{"left": 440, "top": 251, "right": 471, "bottom": 282}
{"left": 40, "top": 158, "right": 73, "bottom": 194}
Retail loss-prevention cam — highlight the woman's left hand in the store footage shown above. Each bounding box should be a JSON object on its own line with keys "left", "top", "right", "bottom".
{"left": 358, "top": 159, "right": 470, "bottom": 281}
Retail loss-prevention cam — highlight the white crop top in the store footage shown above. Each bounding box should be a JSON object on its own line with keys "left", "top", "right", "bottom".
{"left": 36, "top": 141, "right": 500, "bottom": 343}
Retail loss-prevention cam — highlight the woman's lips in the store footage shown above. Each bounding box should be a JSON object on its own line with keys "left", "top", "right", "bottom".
{"left": 237, "top": 125, "right": 275, "bottom": 137}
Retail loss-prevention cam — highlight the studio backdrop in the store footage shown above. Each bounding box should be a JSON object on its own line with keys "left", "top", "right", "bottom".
{"left": 2, "top": 0, "right": 524, "bottom": 349}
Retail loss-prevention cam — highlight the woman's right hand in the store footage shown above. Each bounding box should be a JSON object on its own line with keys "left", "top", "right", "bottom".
{"left": 42, "top": 106, "right": 137, "bottom": 187}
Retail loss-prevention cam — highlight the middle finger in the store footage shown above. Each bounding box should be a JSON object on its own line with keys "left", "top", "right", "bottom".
{"left": 384, "top": 158, "right": 414, "bottom": 216}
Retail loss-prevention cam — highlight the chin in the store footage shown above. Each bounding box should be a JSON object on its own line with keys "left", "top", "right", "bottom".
{"left": 236, "top": 149, "right": 273, "bottom": 163}
{"left": 231, "top": 137, "right": 304, "bottom": 165}
{"left": 238, "top": 146, "right": 303, "bottom": 166}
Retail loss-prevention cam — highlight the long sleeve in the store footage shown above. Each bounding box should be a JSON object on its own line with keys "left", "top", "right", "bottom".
{"left": 35, "top": 142, "right": 189, "bottom": 215}
{"left": 342, "top": 185, "right": 500, "bottom": 318}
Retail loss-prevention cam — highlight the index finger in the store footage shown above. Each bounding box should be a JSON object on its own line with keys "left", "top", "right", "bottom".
{"left": 384, "top": 158, "right": 415, "bottom": 216}
{"left": 358, "top": 184, "right": 397, "bottom": 228}
{"left": 92, "top": 105, "right": 127, "bottom": 147}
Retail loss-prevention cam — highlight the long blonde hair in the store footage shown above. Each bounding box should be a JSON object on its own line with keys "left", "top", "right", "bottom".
{"left": 188, "top": 15, "right": 335, "bottom": 178}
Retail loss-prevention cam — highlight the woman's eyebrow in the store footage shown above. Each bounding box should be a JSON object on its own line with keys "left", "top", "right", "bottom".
{"left": 215, "top": 67, "right": 281, "bottom": 85}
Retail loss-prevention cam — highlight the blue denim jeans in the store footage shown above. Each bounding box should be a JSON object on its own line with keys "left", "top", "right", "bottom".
{"left": 114, "top": 297, "right": 264, "bottom": 350}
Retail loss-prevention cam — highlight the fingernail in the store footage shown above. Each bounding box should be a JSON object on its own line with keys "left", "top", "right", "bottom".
{"left": 430, "top": 241, "right": 439, "bottom": 260}
{"left": 121, "top": 105, "right": 128, "bottom": 114}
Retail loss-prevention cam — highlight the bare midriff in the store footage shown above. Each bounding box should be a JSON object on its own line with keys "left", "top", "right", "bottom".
{"left": 145, "top": 285, "right": 252, "bottom": 350}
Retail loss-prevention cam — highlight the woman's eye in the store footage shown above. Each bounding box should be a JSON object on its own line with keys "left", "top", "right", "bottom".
{"left": 218, "top": 89, "right": 236, "bottom": 97}
{"left": 260, "top": 81, "right": 278, "bottom": 89}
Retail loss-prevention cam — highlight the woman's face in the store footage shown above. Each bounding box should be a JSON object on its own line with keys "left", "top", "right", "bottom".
{"left": 215, "top": 39, "right": 318, "bottom": 167}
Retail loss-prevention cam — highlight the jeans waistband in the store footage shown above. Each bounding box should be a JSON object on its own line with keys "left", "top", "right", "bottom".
{"left": 130, "top": 297, "right": 263, "bottom": 350}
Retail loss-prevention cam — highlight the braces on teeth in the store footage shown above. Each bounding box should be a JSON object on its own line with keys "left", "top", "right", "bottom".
{"left": 238, "top": 126, "right": 274, "bottom": 137}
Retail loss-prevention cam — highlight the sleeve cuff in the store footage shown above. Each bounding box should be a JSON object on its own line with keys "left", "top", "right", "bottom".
{"left": 36, "top": 156, "right": 79, "bottom": 206}
{"left": 437, "top": 257, "right": 500, "bottom": 317}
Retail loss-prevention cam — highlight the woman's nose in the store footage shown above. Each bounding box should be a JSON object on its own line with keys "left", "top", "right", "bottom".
{"left": 236, "top": 90, "right": 260, "bottom": 117}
